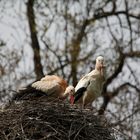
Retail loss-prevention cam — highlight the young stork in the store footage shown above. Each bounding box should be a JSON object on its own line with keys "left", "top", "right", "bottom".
{"left": 13, "top": 75, "right": 75, "bottom": 101}
{"left": 73, "top": 56, "right": 106, "bottom": 109}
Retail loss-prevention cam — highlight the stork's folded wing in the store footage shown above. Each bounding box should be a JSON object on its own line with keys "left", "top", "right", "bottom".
{"left": 32, "top": 81, "right": 59, "bottom": 95}
{"left": 75, "top": 75, "right": 90, "bottom": 92}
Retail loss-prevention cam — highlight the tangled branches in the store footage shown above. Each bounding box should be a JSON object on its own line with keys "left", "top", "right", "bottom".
{"left": 0, "top": 97, "right": 115, "bottom": 140}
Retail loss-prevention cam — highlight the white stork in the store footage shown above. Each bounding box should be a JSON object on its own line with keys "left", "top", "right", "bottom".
{"left": 13, "top": 75, "right": 75, "bottom": 101}
{"left": 32, "top": 75, "right": 68, "bottom": 98}
{"left": 73, "top": 56, "right": 106, "bottom": 108}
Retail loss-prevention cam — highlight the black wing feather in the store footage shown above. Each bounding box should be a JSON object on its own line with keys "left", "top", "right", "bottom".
{"left": 12, "top": 86, "right": 47, "bottom": 101}
{"left": 73, "top": 87, "right": 87, "bottom": 103}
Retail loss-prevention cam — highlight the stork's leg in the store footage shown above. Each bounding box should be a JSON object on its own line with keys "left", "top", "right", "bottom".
{"left": 82, "top": 91, "right": 89, "bottom": 110}
{"left": 82, "top": 92, "right": 95, "bottom": 111}
{"left": 82, "top": 103, "right": 85, "bottom": 110}
{"left": 78, "top": 104, "right": 84, "bottom": 112}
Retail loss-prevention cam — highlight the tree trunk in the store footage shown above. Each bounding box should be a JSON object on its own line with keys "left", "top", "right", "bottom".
{"left": 70, "top": 20, "right": 88, "bottom": 86}
{"left": 27, "top": 0, "right": 44, "bottom": 80}
{"left": 70, "top": 43, "right": 80, "bottom": 86}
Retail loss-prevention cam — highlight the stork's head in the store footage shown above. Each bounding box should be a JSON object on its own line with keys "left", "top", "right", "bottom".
{"left": 63, "top": 85, "right": 75, "bottom": 97}
{"left": 95, "top": 56, "right": 106, "bottom": 70}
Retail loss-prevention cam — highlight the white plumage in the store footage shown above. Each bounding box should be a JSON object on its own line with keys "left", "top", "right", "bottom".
{"left": 73, "top": 56, "right": 106, "bottom": 108}
{"left": 32, "top": 75, "right": 67, "bottom": 97}
{"left": 14, "top": 75, "right": 74, "bottom": 101}
{"left": 63, "top": 85, "right": 75, "bottom": 97}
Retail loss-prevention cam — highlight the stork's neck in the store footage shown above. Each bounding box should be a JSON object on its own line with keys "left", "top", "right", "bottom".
{"left": 95, "top": 64, "right": 105, "bottom": 77}
{"left": 95, "top": 64, "right": 100, "bottom": 71}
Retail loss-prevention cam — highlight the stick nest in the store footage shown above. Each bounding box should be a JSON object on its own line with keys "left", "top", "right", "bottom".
{"left": 0, "top": 96, "right": 115, "bottom": 140}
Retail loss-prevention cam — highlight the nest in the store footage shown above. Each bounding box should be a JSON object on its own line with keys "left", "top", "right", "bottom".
{"left": 0, "top": 96, "right": 115, "bottom": 140}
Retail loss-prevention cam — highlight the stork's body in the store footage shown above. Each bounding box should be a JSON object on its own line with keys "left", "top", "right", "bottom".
{"left": 73, "top": 56, "right": 106, "bottom": 108}
{"left": 32, "top": 75, "right": 68, "bottom": 98}
{"left": 13, "top": 75, "right": 74, "bottom": 101}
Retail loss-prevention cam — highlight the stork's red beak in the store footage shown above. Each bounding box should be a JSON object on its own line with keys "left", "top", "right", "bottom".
{"left": 70, "top": 95, "right": 74, "bottom": 105}
{"left": 100, "top": 63, "right": 105, "bottom": 68}
{"left": 102, "top": 64, "right": 106, "bottom": 68}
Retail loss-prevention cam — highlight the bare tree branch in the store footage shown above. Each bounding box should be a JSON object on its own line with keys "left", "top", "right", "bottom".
{"left": 111, "top": 107, "right": 140, "bottom": 127}
{"left": 27, "top": 0, "right": 44, "bottom": 80}
{"left": 124, "top": 0, "right": 133, "bottom": 51}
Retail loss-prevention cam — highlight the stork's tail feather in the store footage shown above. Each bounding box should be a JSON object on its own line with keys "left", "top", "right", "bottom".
{"left": 12, "top": 86, "right": 47, "bottom": 101}
{"left": 73, "top": 87, "right": 87, "bottom": 103}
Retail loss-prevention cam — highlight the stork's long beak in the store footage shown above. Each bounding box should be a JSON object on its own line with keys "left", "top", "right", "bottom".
{"left": 100, "top": 63, "right": 106, "bottom": 76}
{"left": 100, "top": 62, "right": 106, "bottom": 68}
{"left": 102, "top": 64, "right": 106, "bottom": 68}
